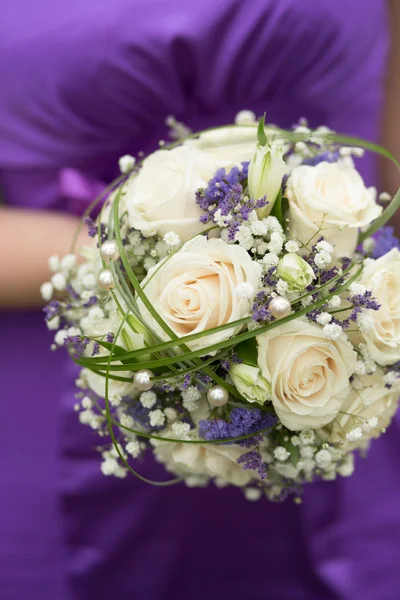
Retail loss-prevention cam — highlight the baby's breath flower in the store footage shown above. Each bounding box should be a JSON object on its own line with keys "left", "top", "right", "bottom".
{"left": 346, "top": 427, "right": 363, "bottom": 442}
{"left": 285, "top": 240, "right": 300, "bottom": 253}
{"left": 262, "top": 253, "right": 279, "bottom": 267}
{"left": 126, "top": 441, "right": 141, "bottom": 458}
{"left": 171, "top": 422, "right": 191, "bottom": 439}
{"left": 349, "top": 282, "right": 366, "bottom": 296}
{"left": 299, "top": 430, "right": 315, "bottom": 445}
{"left": 118, "top": 154, "right": 136, "bottom": 173}
{"left": 140, "top": 391, "right": 157, "bottom": 409}
{"left": 273, "top": 446, "right": 291, "bottom": 461}
{"left": 315, "top": 449, "right": 332, "bottom": 468}
{"left": 323, "top": 323, "right": 343, "bottom": 340}
{"left": 235, "top": 110, "right": 256, "bottom": 125}
{"left": 327, "top": 295, "right": 341, "bottom": 309}
{"left": 40, "top": 282, "right": 54, "bottom": 301}
{"left": 163, "top": 231, "right": 181, "bottom": 247}
{"left": 48, "top": 255, "right": 61, "bottom": 272}
{"left": 149, "top": 409, "right": 165, "bottom": 427}
{"left": 164, "top": 407, "right": 178, "bottom": 421}
{"left": 315, "top": 240, "right": 334, "bottom": 254}
{"left": 236, "top": 282, "right": 255, "bottom": 300}
{"left": 51, "top": 272, "right": 67, "bottom": 291}
{"left": 316, "top": 312, "right": 332, "bottom": 326}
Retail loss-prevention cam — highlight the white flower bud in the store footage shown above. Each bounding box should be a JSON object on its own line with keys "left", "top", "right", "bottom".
{"left": 230, "top": 363, "right": 271, "bottom": 405}
{"left": 248, "top": 143, "right": 287, "bottom": 218}
{"left": 277, "top": 253, "right": 315, "bottom": 291}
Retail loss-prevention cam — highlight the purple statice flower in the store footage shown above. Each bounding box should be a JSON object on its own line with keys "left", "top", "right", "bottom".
{"left": 128, "top": 401, "right": 153, "bottom": 430}
{"left": 341, "top": 256, "right": 352, "bottom": 271}
{"left": 66, "top": 284, "right": 80, "bottom": 301}
{"left": 84, "top": 216, "right": 97, "bottom": 238}
{"left": 181, "top": 374, "right": 192, "bottom": 390}
{"left": 98, "top": 223, "right": 108, "bottom": 246}
{"left": 84, "top": 217, "right": 108, "bottom": 246}
{"left": 43, "top": 300, "right": 60, "bottom": 321}
{"left": 198, "top": 419, "right": 231, "bottom": 440}
{"left": 231, "top": 352, "right": 242, "bottom": 364}
{"left": 106, "top": 332, "right": 115, "bottom": 343}
{"left": 301, "top": 150, "right": 340, "bottom": 167}
{"left": 263, "top": 267, "right": 278, "bottom": 288}
{"left": 196, "top": 373, "right": 213, "bottom": 386}
{"left": 64, "top": 335, "right": 91, "bottom": 355}
{"left": 92, "top": 342, "right": 100, "bottom": 356}
{"left": 196, "top": 163, "right": 268, "bottom": 241}
{"left": 237, "top": 450, "right": 267, "bottom": 479}
{"left": 372, "top": 226, "right": 400, "bottom": 259}
{"left": 252, "top": 290, "right": 273, "bottom": 323}
{"left": 221, "top": 360, "right": 231, "bottom": 372}
{"left": 199, "top": 408, "right": 277, "bottom": 442}
{"left": 83, "top": 296, "right": 98, "bottom": 309}
{"left": 348, "top": 289, "right": 381, "bottom": 311}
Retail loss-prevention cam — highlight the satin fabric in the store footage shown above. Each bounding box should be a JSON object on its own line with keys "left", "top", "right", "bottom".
{"left": 0, "top": 1, "right": 396, "bottom": 599}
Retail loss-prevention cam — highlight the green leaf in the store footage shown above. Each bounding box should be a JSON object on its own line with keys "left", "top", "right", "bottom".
{"left": 270, "top": 188, "right": 288, "bottom": 227}
{"left": 288, "top": 443, "right": 300, "bottom": 467}
{"left": 235, "top": 339, "right": 258, "bottom": 367}
{"left": 257, "top": 114, "right": 267, "bottom": 147}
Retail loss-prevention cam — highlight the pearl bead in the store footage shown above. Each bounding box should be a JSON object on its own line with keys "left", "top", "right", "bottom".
{"left": 100, "top": 240, "right": 120, "bottom": 262}
{"left": 97, "top": 269, "right": 114, "bottom": 290}
{"left": 207, "top": 385, "right": 229, "bottom": 407}
{"left": 268, "top": 296, "right": 291, "bottom": 319}
{"left": 134, "top": 369, "right": 154, "bottom": 391}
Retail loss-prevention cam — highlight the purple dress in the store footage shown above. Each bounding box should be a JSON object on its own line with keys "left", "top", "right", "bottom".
{"left": 0, "top": 1, "right": 397, "bottom": 599}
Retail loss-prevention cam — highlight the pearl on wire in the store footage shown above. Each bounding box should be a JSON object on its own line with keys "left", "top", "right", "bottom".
{"left": 269, "top": 296, "right": 291, "bottom": 319}
{"left": 97, "top": 269, "right": 115, "bottom": 291}
{"left": 134, "top": 369, "right": 154, "bottom": 391}
{"left": 207, "top": 385, "right": 229, "bottom": 407}
{"left": 100, "top": 240, "right": 120, "bottom": 262}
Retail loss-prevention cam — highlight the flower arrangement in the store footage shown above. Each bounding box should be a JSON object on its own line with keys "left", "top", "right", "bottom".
{"left": 42, "top": 112, "right": 400, "bottom": 502}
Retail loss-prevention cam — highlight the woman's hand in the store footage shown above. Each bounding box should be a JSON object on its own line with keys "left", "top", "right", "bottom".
{"left": 0, "top": 207, "right": 90, "bottom": 309}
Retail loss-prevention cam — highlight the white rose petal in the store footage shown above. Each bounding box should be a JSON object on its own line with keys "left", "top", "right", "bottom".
{"left": 285, "top": 162, "right": 382, "bottom": 256}
{"left": 137, "top": 236, "right": 261, "bottom": 352}
{"left": 184, "top": 125, "right": 258, "bottom": 165}
{"left": 125, "top": 145, "right": 225, "bottom": 242}
{"left": 323, "top": 371, "right": 400, "bottom": 449}
{"left": 358, "top": 249, "right": 400, "bottom": 365}
{"left": 153, "top": 402, "right": 255, "bottom": 487}
{"left": 257, "top": 320, "right": 357, "bottom": 430}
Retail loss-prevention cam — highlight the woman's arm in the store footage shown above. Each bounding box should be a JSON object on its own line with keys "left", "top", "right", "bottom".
{"left": 381, "top": 0, "right": 400, "bottom": 202}
{"left": 0, "top": 207, "right": 89, "bottom": 309}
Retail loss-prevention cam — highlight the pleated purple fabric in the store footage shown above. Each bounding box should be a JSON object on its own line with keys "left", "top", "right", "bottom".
{"left": 1, "top": 2, "right": 397, "bottom": 599}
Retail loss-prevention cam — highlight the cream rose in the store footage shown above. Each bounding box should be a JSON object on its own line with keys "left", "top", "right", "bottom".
{"left": 257, "top": 320, "right": 357, "bottom": 430}
{"left": 286, "top": 161, "right": 382, "bottom": 256}
{"left": 137, "top": 236, "right": 261, "bottom": 352}
{"left": 359, "top": 249, "right": 400, "bottom": 365}
{"left": 324, "top": 371, "right": 400, "bottom": 449}
{"left": 185, "top": 125, "right": 258, "bottom": 164}
{"left": 125, "top": 145, "right": 221, "bottom": 242}
{"left": 152, "top": 401, "right": 255, "bottom": 487}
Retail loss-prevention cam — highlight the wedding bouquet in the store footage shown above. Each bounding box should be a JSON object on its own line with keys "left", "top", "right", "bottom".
{"left": 42, "top": 112, "right": 400, "bottom": 502}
